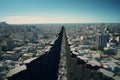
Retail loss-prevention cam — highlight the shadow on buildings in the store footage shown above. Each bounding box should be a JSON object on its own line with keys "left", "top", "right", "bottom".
{"left": 7, "top": 28, "right": 64, "bottom": 80}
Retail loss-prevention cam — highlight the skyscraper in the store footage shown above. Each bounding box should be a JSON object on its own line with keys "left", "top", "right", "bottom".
{"left": 96, "top": 34, "right": 109, "bottom": 49}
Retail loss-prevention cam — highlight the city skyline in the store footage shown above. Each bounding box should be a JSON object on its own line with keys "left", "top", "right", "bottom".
{"left": 0, "top": 0, "right": 120, "bottom": 24}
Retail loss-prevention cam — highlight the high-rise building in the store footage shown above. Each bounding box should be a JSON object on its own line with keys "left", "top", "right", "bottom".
{"left": 116, "top": 47, "right": 120, "bottom": 58}
{"left": 96, "top": 34, "right": 109, "bottom": 49}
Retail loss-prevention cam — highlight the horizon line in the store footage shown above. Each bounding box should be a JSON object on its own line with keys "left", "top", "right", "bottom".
{"left": 1, "top": 21, "right": 120, "bottom": 25}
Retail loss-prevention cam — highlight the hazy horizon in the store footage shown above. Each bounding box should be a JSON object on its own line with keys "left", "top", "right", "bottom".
{"left": 0, "top": 0, "right": 120, "bottom": 24}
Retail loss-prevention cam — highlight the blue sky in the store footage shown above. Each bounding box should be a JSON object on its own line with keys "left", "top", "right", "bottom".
{"left": 0, "top": 0, "right": 120, "bottom": 24}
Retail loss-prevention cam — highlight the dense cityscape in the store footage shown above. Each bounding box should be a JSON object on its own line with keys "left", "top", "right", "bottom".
{"left": 0, "top": 0, "right": 120, "bottom": 79}
{"left": 0, "top": 22, "right": 120, "bottom": 80}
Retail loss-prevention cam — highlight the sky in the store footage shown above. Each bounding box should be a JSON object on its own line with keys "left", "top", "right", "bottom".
{"left": 0, "top": 0, "right": 120, "bottom": 24}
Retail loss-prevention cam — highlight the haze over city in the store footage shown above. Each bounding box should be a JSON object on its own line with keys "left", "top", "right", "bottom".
{"left": 0, "top": 0, "right": 120, "bottom": 24}
{"left": 0, "top": 0, "right": 120, "bottom": 80}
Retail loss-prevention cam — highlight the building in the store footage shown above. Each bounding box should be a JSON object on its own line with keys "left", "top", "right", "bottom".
{"left": 96, "top": 33, "right": 109, "bottom": 49}
{"left": 0, "top": 44, "right": 1, "bottom": 55}
{"left": 6, "top": 27, "right": 120, "bottom": 80}
{"left": 7, "top": 39, "right": 15, "bottom": 51}
{"left": 116, "top": 47, "right": 120, "bottom": 58}
{"left": 0, "top": 22, "right": 7, "bottom": 26}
